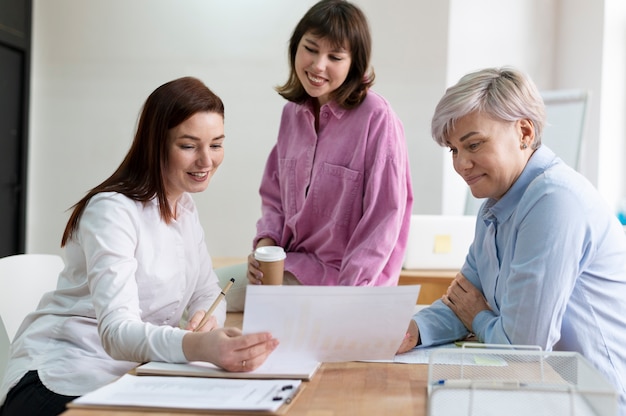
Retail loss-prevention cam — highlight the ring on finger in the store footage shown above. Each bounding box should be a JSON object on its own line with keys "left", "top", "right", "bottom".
{"left": 242, "top": 360, "right": 246, "bottom": 369}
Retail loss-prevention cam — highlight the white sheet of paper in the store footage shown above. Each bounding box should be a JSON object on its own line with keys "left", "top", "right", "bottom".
{"left": 242, "top": 285, "right": 421, "bottom": 362}
{"left": 391, "top": 344, "right": 505, "bottom": 366}
{"left": 396, "top": 344, "right": 456, "bottom": 364}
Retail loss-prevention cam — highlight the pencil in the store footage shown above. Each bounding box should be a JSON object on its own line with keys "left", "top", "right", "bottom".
{"left": 194, "top": 278, "right": 235, "bottom": 332}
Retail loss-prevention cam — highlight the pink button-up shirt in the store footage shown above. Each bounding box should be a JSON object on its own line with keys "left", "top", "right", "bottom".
{"left": 255, "top": 91, "right": 413, "bottom": 286}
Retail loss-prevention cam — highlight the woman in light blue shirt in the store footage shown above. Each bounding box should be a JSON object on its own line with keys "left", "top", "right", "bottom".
{"left": 397, "top": 67, "right": 626, "bottom": 411}
{"left": 0, "top": 77, "right": 278, "bottom": 416}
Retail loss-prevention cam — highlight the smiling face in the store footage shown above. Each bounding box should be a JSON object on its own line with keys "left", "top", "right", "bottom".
{"left": 447, "top": 112, "right": 534, "bottom": 200}
{"left": 164, "top": 111, "right": 225, "bottom": 207}
{"left": 294, "top": 31, "right": 352, "bottom": 106}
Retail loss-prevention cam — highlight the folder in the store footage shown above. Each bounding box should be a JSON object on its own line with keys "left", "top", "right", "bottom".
{"left": 68, "top": 374, "right": 303, "bottom": 414}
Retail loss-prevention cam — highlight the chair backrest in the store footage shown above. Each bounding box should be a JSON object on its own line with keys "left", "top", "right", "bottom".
{"left": 0, "top": 253, "right": 63, "bottom": 381}
{"left": 0, "top": 254, "right": 63, "bottom": 342}
{"left": 0, "top": 316, "right": 9, "bottom": 380}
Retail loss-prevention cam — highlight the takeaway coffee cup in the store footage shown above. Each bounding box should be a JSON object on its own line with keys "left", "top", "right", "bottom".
{"left": 254, "top": 246, "right": 286, "bottom": 285}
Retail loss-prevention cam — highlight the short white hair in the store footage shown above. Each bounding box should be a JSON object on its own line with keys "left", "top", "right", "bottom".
{"left": 431, "top": 66, "right": 546, "bottom": 148}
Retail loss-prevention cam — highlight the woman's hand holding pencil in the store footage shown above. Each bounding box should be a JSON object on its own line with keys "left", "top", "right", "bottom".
{"left": 181, "top": 277, "right": 279, "bottom": 372}
{"left": 187, "top": 278, "right": 235, "bottom": 332}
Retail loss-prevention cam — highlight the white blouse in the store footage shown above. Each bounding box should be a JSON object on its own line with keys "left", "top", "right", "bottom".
{"left": 0, "top": 192, "right": 225, "bottom": 402}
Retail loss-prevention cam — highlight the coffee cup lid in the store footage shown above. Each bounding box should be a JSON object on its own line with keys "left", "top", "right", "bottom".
{"left": 254, "top": 246, "right": 286, "bottom": 262}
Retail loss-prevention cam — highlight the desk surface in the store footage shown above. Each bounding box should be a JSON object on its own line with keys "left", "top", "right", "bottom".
{"left": 63, "top": 362, "right": 429, "bottom": 416}
{"left": 61, "top": 313, "right": 429, "bottom": 416}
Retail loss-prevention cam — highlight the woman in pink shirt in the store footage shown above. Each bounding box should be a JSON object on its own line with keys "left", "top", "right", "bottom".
{"left": 247, "top": 0, "right": 413, "bottom": 288}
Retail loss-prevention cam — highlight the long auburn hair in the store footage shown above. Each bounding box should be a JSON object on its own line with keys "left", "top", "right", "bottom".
{"left": 276, "top": 0, "right": 375, "bottom": 109}
{"left": 61, "top": 76, "right": 224, "bottom": 247}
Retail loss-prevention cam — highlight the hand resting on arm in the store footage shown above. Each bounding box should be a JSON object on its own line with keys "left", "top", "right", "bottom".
{"left": 442, "top": 273, "right": 491, "bottom": 331}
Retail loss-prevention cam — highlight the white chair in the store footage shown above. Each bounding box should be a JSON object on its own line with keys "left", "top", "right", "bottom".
{"left": 0, "top": 254, "right": 64, "bottom": 378}
{"left": 0, "top": 316, "right": 10, "bottom": 381}
{"left": 0, "top": 253, "right": 63, "bottom": 342}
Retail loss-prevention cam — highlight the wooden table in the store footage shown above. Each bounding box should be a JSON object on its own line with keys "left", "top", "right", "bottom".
{"left": 399, "top": 269, "right": 456, "bottom": 305}
{"left": 63, "top": 363, "right": 429, "bottom": 416}
{"left": 61, "top": 312, "right": 430, "bottom": 416}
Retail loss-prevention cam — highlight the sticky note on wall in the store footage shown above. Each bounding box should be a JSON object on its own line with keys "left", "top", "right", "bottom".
{"left": 433, "top": 234, "right": 452, "bottom": 253}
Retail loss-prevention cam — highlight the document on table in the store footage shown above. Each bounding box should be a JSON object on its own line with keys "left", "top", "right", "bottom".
{"left": 136, "top": 358, "right": 320, "bottom": 380}
{"left": 242, "top": 285, "right": 421, "bottom": 362}
{"left": 391, "top": 343, "right": 459, "bottom": 364}
{"left": 392, "top": 343, "right": 506, "bottom": 366}
{"left": 69, "top": 374, "right": 301, "bottom": 413}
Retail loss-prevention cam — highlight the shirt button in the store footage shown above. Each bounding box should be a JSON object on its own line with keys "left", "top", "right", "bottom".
{"left": 322, "top": 112, "right": 329, "bottom": 118}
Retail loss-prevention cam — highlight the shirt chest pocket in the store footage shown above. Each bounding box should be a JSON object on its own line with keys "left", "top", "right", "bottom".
{"left": 311, "top": 163, "right": 362, "bottom": 228}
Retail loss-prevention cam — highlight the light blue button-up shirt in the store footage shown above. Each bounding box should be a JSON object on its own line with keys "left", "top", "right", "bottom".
{"left": 415, "top": 145, "right": 626, "bottom": 407}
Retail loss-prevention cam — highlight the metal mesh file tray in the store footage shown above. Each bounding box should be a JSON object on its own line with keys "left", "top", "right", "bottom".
{"left": 427, "top": 344, "right": 617, "bottom": 416}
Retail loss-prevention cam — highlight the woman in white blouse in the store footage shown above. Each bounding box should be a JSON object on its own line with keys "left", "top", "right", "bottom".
{"left": 0, "top": 77, "right": 278, "bottom": 416}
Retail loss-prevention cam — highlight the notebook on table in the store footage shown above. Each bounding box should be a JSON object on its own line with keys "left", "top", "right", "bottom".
{"left": 403, "top": 215, "right": 476, "bottom": 270}
{"left": 135, "top": 358, "right": 320, "bottom": 381}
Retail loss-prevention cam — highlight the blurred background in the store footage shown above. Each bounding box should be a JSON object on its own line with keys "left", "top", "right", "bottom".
{"left": 2, "top": 0, "right": 624, "bottom": 258}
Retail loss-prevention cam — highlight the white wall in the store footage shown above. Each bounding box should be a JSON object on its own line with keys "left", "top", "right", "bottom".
{"left": 363, "top": 1, "right": 449, "bottom": 216}
{"left": 442, "top": 0, "right": 558, "bottom": 214}
{"left": 26, "top": 0, "right": 626, "bottom": 257}
{"left": 27, "top": 0, "right": 449, "bottom": 257}
{"left": 552, "top": 0, "right": 604, "bottom": 192}
{"left": 439, "top": 0, "right": 626, "bottom": 215}
{"left": 598, "top": 0, "right": 626, "bottom": 210}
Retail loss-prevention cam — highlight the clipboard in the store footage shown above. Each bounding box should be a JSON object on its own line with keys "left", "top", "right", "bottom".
{"left": 68, "top": 374, "right": 304, "bottom": 415}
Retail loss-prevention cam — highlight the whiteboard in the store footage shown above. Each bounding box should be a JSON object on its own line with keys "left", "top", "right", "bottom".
{"left": 540, "top": 89, "right": 589, "bottom": 170}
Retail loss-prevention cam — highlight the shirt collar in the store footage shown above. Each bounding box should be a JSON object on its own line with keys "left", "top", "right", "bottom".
{"left": 481, "top": 145, "right": 558, "bottom": 226}
{"left": 295, "top": 98, "right": 347, "bottom": 120}
{"left": 148, "top": 192, "right": 194, "bottom": 217}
